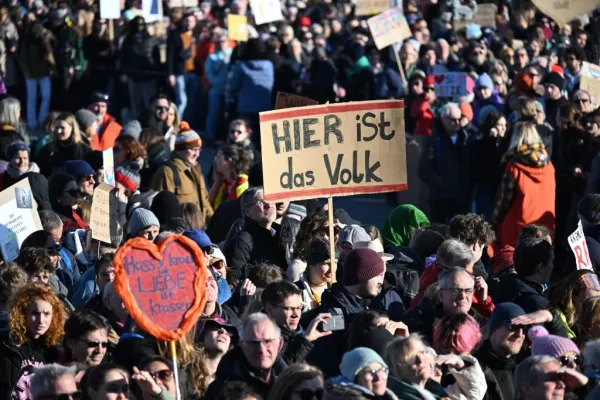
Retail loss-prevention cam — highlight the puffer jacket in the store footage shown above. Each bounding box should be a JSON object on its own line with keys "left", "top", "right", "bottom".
{"left": 229, "top": 60, "right": 274, "bottom": 113}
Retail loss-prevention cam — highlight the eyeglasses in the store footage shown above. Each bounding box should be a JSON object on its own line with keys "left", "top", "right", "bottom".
{"left": 359, "top": 366, "right": 389, "bottom": 380}
{"left": 243, "top": 338, "right": 280, "bottom": 347}
{"left": 149, "top": 369, "right": 173, "bottom": 382}
{"left": 575, "top": 98, "right": 590, "bottom": 103}
{"left": 249, "top": 199, "right": 269, "bottom": 208}
{"left": 63, "top": 189, "right": 80, "bottom": 198}
{"left": 441, "top": 287, "right": 474, "bottom": 296}
{"left": 40, "top": 391, "right": 82, "bottom": 400}
{"left": 46, "top": 245, "right": 61, "bottom": 255}
{"left": 293, "top": 388, "right": 325, "bottom": 400}
{"left": 85, "top": 340, "right": 109, "bottom": 349}
{"left": 274, "top": 304, "right": 304, "bottom": 313}
{"left": 559, "top": 354, "right": 582, "bottom": 367}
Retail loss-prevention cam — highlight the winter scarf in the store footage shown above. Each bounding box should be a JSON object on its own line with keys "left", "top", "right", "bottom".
{"left": 346, "top": 55, "right": 370, "bottom": 79}
{"left": 5, "top": 162, "right": 39, "bottom": 179}
{"left": 382, "top": 204, "right": 430, "bottom": 247}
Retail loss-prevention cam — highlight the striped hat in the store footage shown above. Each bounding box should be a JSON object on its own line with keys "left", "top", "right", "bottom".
{"left": 175, "top": 121, "right": 202, "bottom": 150}
{"left": 115, "top": 161, "right": 141, "bottom": 191}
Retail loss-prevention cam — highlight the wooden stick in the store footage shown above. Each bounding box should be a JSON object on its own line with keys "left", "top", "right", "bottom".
{"left": 328, "top": 196, "right": 336, "bottom": 283}
{"left": 170, "top": 341, "right": 181, "bottom": 400}
{"left": 108, "top": 19, "right": 114, "bottom": 41}
{"left": 393, "top": 45, "right": 407, "bottom": 84}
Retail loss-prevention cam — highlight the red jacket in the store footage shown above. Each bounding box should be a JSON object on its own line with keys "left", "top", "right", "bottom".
{"left": 92, "top": 113, "right": 121, "bottom": 151}
{"left": 410, "top": 98, "right": 434, "bottom": 136}
{"left": 410, "top": 261, "right": 495, "bottom": 318}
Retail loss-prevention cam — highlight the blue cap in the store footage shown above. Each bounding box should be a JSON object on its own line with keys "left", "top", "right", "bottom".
{"left": 183, "top": 229, "right": 214, "bottom": 249}
{"left": 63, "top": 160, "right": 95, "bottom": 183}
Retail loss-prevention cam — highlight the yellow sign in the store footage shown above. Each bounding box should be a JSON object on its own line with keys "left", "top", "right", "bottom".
{"left": 227, "top": 14, "right": 248, "bottom": 42}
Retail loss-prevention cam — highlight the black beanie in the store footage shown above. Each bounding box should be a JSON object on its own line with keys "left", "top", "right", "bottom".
{"left": 543, "top": 72, "right": 565, "bottom": 89}
{"left": 151, "top": 191, "right": 182, "bottom": 227}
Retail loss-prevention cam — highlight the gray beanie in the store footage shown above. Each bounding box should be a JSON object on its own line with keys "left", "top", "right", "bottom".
{"left": 129, "top": 208, "right": 160, "bottom": 236}
{"left": 120, "top": 120, "right": 143, "bottom": 141}
{"left": 340, "top": 347, "right": 388, "bottom": 381}
{"left": 75, "top": 109, "right": 98, "bottom": 131}
{"left": 286, "top": 203, "right": 307, "bottom": 219}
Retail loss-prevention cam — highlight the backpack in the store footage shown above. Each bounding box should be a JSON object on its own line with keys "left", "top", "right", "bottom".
{"left": 166, "top": 161, "right": 181, "bottom": 194}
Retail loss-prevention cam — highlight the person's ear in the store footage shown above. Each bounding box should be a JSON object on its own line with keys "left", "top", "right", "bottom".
{"left": 277, "top": 337, "right": 284, "bottom": 353}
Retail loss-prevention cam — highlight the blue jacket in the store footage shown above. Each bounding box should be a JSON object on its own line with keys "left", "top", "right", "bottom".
{"left": 205, "top": 49, "right": 233, "bottom": 95}
{"left": 229, "top": 60, "right": 274, "bottom": 113}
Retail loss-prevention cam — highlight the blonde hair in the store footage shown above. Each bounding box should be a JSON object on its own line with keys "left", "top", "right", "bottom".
{"left": 578, "top": 296, "right": 600, "bottom": 333}
{"left": 54, "top": 113, "right": 83, "bottom": 144}
{"left": 386, "top": 334, "right": 426, "bottom": 378}
{"left": 508, "top": 121, "right": 543, "bottom": 152}
{"left": 516, "top": 97, "right": 538, "bottom": 120}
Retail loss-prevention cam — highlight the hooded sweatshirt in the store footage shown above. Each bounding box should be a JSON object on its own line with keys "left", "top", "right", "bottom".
{"left": 229, "top": 59, "right": 274, "bottom": 113}
{"left": 492, "top": 143, "right": 555, "bottom": 251}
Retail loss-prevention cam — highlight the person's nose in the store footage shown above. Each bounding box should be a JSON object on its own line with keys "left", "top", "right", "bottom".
{"left": 555, "top": 378, "right": 566, "bottom": 389}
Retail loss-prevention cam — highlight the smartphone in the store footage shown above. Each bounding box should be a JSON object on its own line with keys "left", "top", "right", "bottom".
{"left": 321, "top": 314, "right": 345, "bottom": 332}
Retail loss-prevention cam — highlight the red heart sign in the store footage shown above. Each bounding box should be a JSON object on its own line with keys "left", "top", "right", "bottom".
{"left": 435, "top": 75, "right": 445, "bottom": 84}
{"left": 114, "top": 235, "right": 208, "bottom": 341}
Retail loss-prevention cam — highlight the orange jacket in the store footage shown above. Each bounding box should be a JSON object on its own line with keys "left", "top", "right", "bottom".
{"left": 91, "top": 113, "right": 121, "bottom": 151}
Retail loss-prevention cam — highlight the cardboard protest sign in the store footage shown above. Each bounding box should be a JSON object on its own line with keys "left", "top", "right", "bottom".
{"left": 227, "top": 14, "right": 249, "bottom": 42}
{"left": 90, "top": 183, "right": 119, "bottom": 244}
{"left": 275, "top": 92, "right": 318, "bottom": 109}
{"left": 454, "top": 3, "right": 497, "bottom": 30}
{"left": 434, "top": 72, "right": 467, "bottom": 97}
{"left": 568, "top": 220, "right": 593, "bottom": 270}
{"left": 532, "top": 0, "right": 599, "bottom": 27}
{"left": 581, "top": 61, "right": 600, "bottom": 108}
{"left": 259, "top": 100, "right": 407, "bottom": 202}
{"left": 356, "top": 0, "right": 390, "bottom": 17}
{"left": 167, "top": 0, "right": 198, "bottom": 7}
{"left": 103, "top": 148, "right": 115, "bottom": 186}
{"left": 114, "top": 235, "right": 208, "bottom": 341}
{"left": 142, "top": 0, "right": 162, "bottom": 22}
{"left": 99, "top": 0, "right": 121, "bottom": 19}
{"left": 0, "top": 178, "right": 42, "bottom": 261}
{"left": 368, "top": 8, "right": 411, "bottom": 50}
{"left": 250, "top": 0, "right": 283, "bottom": 25}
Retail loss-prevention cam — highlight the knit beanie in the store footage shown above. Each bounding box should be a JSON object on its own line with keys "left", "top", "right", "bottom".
{"left": 342, "top": 248, "right": 385, "bottom": 286}
{"left": 459, "top": 102, "right": 473, "bottom": 123}
{"left": 129, "top": 208, "right": 160, "bottom": 236}
{"left": 6, "top": 142, "right": 29, "bottom": 161}
{"left": 340, "top": 347, "right": 388, "bottom": 381}
{"left": 175, "top": 121, "right": 202, "bottom": 150}
{"left": 286, "top": 203, "right": 307, "bottom": 219}
{"left": 115, "top": 161, "right": 141, "bottom": 192}
{"left": 120, "top": 120, "right": 143, "bottom": 141}
{"left": 528, "top": 326, "right": 580, "bottom": 357}
{"left": 488, "top": 302, "right": 525, "bottom": 333}
{"left": 150, "top": 191, "right": 182, "bottom": 226}
{"left": 75, "top": 109, "right": 98, "bottom": 131}
{"left": 543, "top": 72, "right": 565, "bottom": 89}
{"left": 514, "top": 72, "right": 535, "bottom": 95}
{"left": 476, "top": 73, "right": 494, "bottom": 90}
{"left": 489, "top": 245, "right": 515, "bottom": 276}
{"left": 63, "top": 160, "right": 95, "bottom": 183}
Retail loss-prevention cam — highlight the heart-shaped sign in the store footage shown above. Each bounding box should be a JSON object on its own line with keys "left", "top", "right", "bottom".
{"left": 435, "top": 75, "right": 445, "bottom": 84}
{"left": 114, "top": 235, "right": 207, "bottom": 341}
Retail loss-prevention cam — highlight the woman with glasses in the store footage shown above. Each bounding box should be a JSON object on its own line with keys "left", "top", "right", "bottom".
{"left": 267, "top": 363, "right": 324, "bottom": 400}
{"left": 0, "top": 284, "right": 66, "bottom": 400}
{"left": 333, "top": 347, "right": 398, "bottom": 399}
{"left": 49, "top": 172, "right": 89, "bottom": 233}
{"left": 529, "top": 326, "right": 582, "bottom": 370}
{"left": 35, "top": 112, "right": 92, "bottom": 177}
{"left": 139, "top": 356, "right": 178, "bottom": 400}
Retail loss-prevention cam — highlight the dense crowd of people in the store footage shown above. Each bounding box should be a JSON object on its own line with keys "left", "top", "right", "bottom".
{"left": 0, "top": 0, "right": 598, "bottom": 399}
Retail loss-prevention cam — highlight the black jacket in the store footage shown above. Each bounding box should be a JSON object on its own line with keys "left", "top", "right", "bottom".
{"left": 203, "top": 346, "right": 287, "bottom": 400}
{"left": 585, "top": 224, "right": 600, "bottom": 273}
{"left": 491, "top": 273, "right": 549, "bottom": 313}
{"left": 545, "top": 96, "right": 569, "bottom": 131}
{"left": 474, "top": 339, "right": 517, "bottom": 400}
{"left": 384, "top": 247, "right": 420, "bottom": 306}
{"left": 35, "top": 140, "right": 92, "bottom": 177}
{"left": 279, "top": 325, "right": 313, "bottom": 365}
{"left": 224, "top": 218, "right": 287, "bottom": 280}
{"left": 418, "top": 121, "right": 472, "bottom": 204}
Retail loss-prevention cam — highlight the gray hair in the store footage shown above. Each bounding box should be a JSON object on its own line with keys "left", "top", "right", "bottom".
{"left": 240, "top": 186, "right": 263, "bottom": 213}
{"left": 440, "top": 102, "right": 460, "bottom": 119}
{"left": 31, "top": 364, "right": 76, "bottom": 399}
{"left": 573, "top": 89, "right": 592, "bottom": 101}
{"left": 240, "top": 312, "right": 281, "bottom": 341}
{"left": 39, "top": 210, "right": 63, "bottom": 232}
{"left": 438, "top": 266, "right": 473, "bottom": 289}
{"left": 386, "top": 333, "right": 427, "bottom": 379}
{"left": 0, "top": 97, "right": 20, "bottom": 127}
{"left": 436, "top": 239, "right": 473, "bottom": 269}
{"left": 515, "top": 356, "right": 560, "bottom": 396}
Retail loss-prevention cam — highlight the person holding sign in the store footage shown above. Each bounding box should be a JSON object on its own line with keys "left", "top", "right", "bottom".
{"left": 48, "top": 172, "right": 89, "bottom": 233}
{"left": 578, "top": 194, "right": 600, "bottom": 272}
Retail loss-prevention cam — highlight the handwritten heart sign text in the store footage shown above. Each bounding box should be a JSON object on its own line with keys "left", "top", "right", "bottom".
{"left": 114, "top": 235, "right": 207, "bottom": 341}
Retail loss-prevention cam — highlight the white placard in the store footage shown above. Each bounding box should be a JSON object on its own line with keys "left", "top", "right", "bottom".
{"left": 568, "top": 220, "right": 593, "bottom": 270}
{"left": 100, "top": 0, "right": 121, "bottom": 19}
{"left": 250, "top": 0, "right": 283, "bottom": 25}
{"left": 103, "top": 147, "right": 115, "bottom": 187}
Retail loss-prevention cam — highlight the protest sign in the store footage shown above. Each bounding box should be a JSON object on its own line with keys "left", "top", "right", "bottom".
{"left": 434, "top": 72, "right": 468, "bottom": 97}
{"left": 453, "top": 3, "right": 497, "bottom": 30}
{"left": 90, "top": 183, "right": 119, "bottom": 244}
{"left": 367, "top": 8, "right": 411, "bottom": 50}
{"left": 356, "top": 0, "right": 390, "bottom": 16}
{"left": 167, "top": 0, "right": 198, "bottom": 7}
{"left": 103, "top": 148, "right": 115, "bottom": 186}
{"left": 581, "top": 61, "right": 600, "bottom": 108}
{"left": 532, "top": 0, "right": 599, "bottom": 27}
{"left": 227, "top": 14, "right": 249, "bottom": 42}
{"left": 142, "top": 0, "right": 162, "bottom": 22}
{"left": 250, "top": 0, "right": 283, "bottom": 25}
{"left": 275, "top": 92, "right": 318, "bottom": 109}
{"left": 259, "top": 100, "right": 407, "bottom": 202}
{"left": 0, "top": 178, "right": 42, "bottom": 261}
{"left": 99, "top": 0, "right": 121, "bottom": 19}
{"left": 114, "top": 235, "right": 208, "bottom": 341}
{"left": 568, "top": 220, "right": 593, "bottom": 270}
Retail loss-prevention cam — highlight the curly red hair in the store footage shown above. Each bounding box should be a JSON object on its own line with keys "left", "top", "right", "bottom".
{"left": 9, "top": 283, "right": 66, "bottom": 347}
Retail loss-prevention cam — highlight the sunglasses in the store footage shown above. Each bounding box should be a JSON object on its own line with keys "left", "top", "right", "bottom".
{"left": 575, "top": 98, "right": 590, "bottom": 103}
{"left": 40, "top": 391, "right": 82, "bottom": 400}
{"left": 46, "top": 245, "right": 61, "bottom": 255}
{"left": 293, "top": 388, "right": 325, "bottom": 400}
{"left": 507, "top": 323, "right": 529, "bottom": 332}
{"left": 149, "top": 369, "right": 173, "bottom": 381}
{"left": 559, "top": 354, "right": 582, "bottom": 367}
{"left": 86, "top": 340, "right": 109, "bottom": 349}
{"left": 156, "top": 106, "right": 169, "bottom": 111}
{"left": 83, "top": 175, "right": 95, "bottom": 182}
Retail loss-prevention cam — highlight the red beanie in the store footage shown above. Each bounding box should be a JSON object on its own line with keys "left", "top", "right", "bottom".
{"left": 489, "top": 245, "right": 515, "bottom": 276}
{"left": 343, "top": 248, "right": 385, "bottom": 286}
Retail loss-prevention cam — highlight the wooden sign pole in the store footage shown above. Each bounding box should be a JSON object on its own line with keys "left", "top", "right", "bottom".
{"left": 393, "top": 45, "right": 407, "bottom": 84}
{"left": 327, "top": 196, "right": 336, "bottom": 283}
